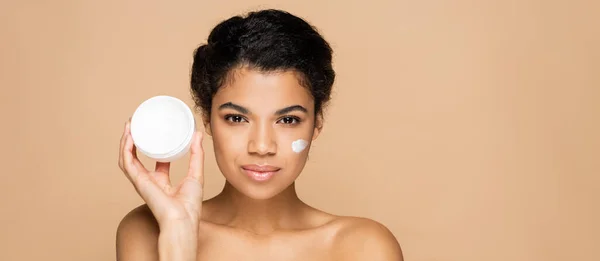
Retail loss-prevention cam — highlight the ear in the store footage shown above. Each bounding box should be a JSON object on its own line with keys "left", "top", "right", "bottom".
{"left": 312, "top": 112, "right": 324, "bottom": 141}
{"left": 202, "top": 112, "right": 212, "bottom": 136}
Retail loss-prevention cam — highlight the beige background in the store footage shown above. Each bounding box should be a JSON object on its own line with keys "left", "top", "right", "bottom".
{"left": 1, "top": 0, "right": 598, "bottom": 260}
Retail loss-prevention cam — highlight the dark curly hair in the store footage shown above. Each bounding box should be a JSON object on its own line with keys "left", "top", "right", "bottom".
{"left": 190, "top": 9, "right": 335, "bottom": 121}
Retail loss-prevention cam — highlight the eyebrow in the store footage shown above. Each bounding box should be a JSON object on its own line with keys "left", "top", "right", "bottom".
{"left": 275, "top": 105, "right": 307, "bottom": 115}
{"left": 218, "top": 102, "right": 308, "bottom": 115}
{"left": 218, "top": 102, "right": 249, "bottom": 114}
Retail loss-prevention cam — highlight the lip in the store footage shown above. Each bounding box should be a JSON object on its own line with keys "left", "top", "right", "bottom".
{"left": 241, "top": 164, "right": 281, "bottom": 172}
{"left": 241, "top": 164, "right": 281, "bottom": 182}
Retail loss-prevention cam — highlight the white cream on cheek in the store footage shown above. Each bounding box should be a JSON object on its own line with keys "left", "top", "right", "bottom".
{"left": 291, "top": 139, "right": 308, "bottom": 153}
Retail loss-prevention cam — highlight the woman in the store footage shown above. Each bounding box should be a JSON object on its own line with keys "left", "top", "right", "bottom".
{"left": 117, "top": 9, "right": 403, "bottom": 261}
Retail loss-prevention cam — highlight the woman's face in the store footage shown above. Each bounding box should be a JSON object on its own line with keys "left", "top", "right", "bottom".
{"left": 205, "top": 67, "right": 322, "bottom": 199}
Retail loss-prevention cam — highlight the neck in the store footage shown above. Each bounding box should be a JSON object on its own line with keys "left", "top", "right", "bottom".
{"left": 210, "top": 181, "right": 307, "bottom": 235}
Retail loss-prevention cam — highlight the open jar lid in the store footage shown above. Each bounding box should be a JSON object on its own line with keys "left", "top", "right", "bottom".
{"left": 130, "top": 95, "right": 196, "bottom": 161}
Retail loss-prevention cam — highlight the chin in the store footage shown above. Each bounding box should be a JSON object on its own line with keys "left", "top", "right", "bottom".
{"left": 224, "top": 171, "right": 296, "bottom": 200}
{"left": 240, "top": 179, "right": 293, "bottom": 199}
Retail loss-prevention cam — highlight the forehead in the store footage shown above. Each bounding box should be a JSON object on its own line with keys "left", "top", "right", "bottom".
{"left": 212, "top": 67, "right": 314, "bottom": 112}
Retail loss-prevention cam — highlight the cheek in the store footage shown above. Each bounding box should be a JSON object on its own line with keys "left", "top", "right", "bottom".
{"left": 213, "top": 128, "right": 246, "bottom": 162}
{"left": 279, "top": 136, "right": 311, "bottom": 177}
{"left": 291, "top": 139, "right": 309, "bottom": 153}
{"left": 277, "top": 128, "right": 312, "bottom": 157}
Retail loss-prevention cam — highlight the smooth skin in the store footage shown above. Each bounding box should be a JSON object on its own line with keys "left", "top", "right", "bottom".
{"left": 116, "top": 66, "right": 403, "bottom": 261}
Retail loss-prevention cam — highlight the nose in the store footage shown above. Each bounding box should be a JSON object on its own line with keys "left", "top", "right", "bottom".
{"left": 247, "top": 122, "right": 277, "bottom": 156}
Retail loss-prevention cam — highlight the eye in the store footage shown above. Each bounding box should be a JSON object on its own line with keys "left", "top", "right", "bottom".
{"left": 224, "top": 114, "right": 248, "bottom": 123}
{"left": 277, "top": 116, "right": 301, "bottom": 125}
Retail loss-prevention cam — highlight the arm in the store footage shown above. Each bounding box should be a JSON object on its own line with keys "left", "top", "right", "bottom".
{"left": 158, "top": 224, "right": 198, "bottom": 261}
{"left": 117, "top": 121, "right": 204, "bottom": 261}
{"left": 336, "top": 218, "right": 404, "bottom": 261}
{"left": 116, "top": 205, "right": 198, "bottom": 261}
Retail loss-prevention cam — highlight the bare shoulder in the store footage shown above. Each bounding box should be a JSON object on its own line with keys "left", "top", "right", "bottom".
{"left": 329, "top": 216, "right": 404, "bottom": 261}
{"left": 116, "top": 204, "right": 160, "bottom": 261}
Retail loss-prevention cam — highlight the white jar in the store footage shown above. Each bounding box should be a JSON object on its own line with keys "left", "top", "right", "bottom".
{"left": 130, "top": 95, "right": 196, "bottom": 162}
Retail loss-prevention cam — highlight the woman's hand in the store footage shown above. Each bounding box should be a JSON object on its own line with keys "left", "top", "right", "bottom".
{"left": 118, "top": 119, "right": 205, "bottom": 230}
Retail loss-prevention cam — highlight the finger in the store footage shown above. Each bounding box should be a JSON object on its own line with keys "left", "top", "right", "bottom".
{"left": 122, "top": 120, "right": 148, "bottom": 177}
{"left": 131, "top": 141, "right": 138, "bottom": 158}
{"left": 123, "top": 133, "right": 169, "bottom": 214}
{"left": 131, "top": 144, "right": 149, "bottom": 179}
{"left": 186, "top": 131, "right": 204, "bottom": 185}
{"left": 122, "top": 131, "right": 147, "bottom": 181}
{"left": 123, "top": 117, "right": 148, "bottom": 174}
{"left": 118, "top": 121, "right": 129, "bottom": 170}
{"left": 178, "top": 131, "right": 204, "bottom": 208}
